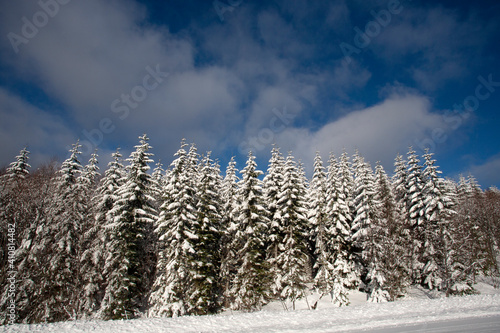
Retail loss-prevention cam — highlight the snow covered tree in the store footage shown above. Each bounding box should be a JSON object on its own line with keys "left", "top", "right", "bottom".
{"left": 391, "top": 153, "right": 413, "bottom": 278}
{"left": 392, "top": 154, "right": 407, "bottom": 205}
{"left": 220, "top": 157, "right": 239, "bottom": 307}
{"left": 189, "top": 152, "right": 223, "bottom": 315}
{"left": 351, "top": 151, "right": 378, "bottom": 283}
{"left": 80, "top": 149, "right": 124, "bottom": 317}
{"left": 77, "top": 151, "right": 101, "bottom": 316}
{"left": 0, "top": 147, "right": 30, "bottom": 323}
{"left": 420, "top": 150, "right": 457, "bottom": 292}
{"left": 404, "top": 147, "right": 426, "bottom": 283}
{"left": 221, "top": 157, "right": 239, "bottom": 226}
{"left": 80, "top": 150, "right": 100, "bottom": 190}
{"left": 0, "top": 147, "right": 30, "bottom": 188}
{"left": 100, "top": 134, "right": 157, "bottom": 320}
{"left": 149, "top": 140, "right": 200, "bottom": 317}
{"left": 325, "top": 151, "right": 358, "bottom": 306}
{"left": 227, "top": 152, "right": 271, "bottom": 311}
{"left": 0, "top": 147, "right": 31, "bottom": 280}
{"left": 4, "top": 135, "right": 500, "bottom": 323}
{"left": 0, "top": 161, "right": 57, "bottom": 324}
{"left": 151, "top": 160, "right": 166, "bottom": 211}
{"left": 309, "top": 152, "right": 330, "bottom": 290}
{"left": 458, "top": 175, "right": 500, "bottom": 280}
{"left": 48, "top": 142, "right": 88, "bottom": 320}
{"left": 366, "top": 163, "right": 410, "bottom": 302}
{"left": 453, "top": 176, "right": 488, "bottom": 282}
{"left": 152, "top": 160, "right": 165, "bottom": 185}
{"left": 79, "top": 151, "right": 100, "bottom": 229}
{"left": 262, "top": 146, "right": 286, "bottom": 292}
{"left": 271, "top": 153, "right": 310, "bottom": 309}
{"left": 296, "top": 158, "right": 314, "bottom": 276}
{"left": 25, "top": 141, "right": 89, "bottom": 322}
{"left": 484, "top": 187, "right": 500, "bottom": 278}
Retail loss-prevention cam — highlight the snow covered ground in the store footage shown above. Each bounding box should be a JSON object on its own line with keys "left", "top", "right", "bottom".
{"left": 3, "top": 280, "right": 500, "bottom": 332}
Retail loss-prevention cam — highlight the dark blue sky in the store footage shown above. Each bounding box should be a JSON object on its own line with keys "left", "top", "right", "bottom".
{"left": 0, "top": 0, "right": 499, "bottom": 187}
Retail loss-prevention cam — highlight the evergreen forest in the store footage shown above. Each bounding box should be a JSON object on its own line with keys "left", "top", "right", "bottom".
{"left": 1, "top": 134, "right": 499, "bottom": 324}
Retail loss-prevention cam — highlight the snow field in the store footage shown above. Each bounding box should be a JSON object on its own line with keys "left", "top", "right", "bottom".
{"left": 4, "top": 282, "right": 499, "bottom": 333}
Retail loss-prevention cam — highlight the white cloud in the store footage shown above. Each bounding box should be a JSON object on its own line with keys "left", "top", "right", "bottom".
{"left": 274, "top": 93, "right": 444, "bottom": 174}
{"left": 0, "top": 0, "right": 492, "bottom": 176}
{"left": 0, "top": 0, "right": 194, "bottom": 124}
{"left": 0, "top": 0, "right": 323, "bottom": 164}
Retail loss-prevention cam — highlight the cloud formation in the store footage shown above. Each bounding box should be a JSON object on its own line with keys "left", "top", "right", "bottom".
{"left": 274, "top": 93, "right": 443, "bottom": 173}
{"left": 0, "top": 0, "right": 498, "bottom": 187}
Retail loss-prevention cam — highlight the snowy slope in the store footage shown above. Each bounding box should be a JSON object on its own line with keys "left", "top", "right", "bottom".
{"left": 3, "top": 283, "right": 500, "bottom": 333}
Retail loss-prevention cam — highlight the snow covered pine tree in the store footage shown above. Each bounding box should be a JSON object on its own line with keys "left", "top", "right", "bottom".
{"left": 227, "top": 152, "right": 271, "bottom": 311}
{"left": 100, "top": 135, "right": 157, "bottom": 320}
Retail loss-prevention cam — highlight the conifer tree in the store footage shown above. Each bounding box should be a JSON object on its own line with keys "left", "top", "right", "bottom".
{"left": 454, "top": 176, "right": 485, "bottom": 281}
{"left": 421, "top": 150, "right": 455, "bottom": 291}
{"left": 326, "top": 151, "right": 358, "bottom": 306}
{"left": 3, "top": 135, "right": 500, "bottom": 323}
{"left": 100, "top": 135, "right": 157, "bottom": 320}
{"left": 78, "top": 151, "right": 100, "bottom": 233}
{"left": 227, "top": 152, "right": 270, "bottom": 311}
{"left": 80, "top": 151, "right": 100, "bottom": 189}
{"left": 152, "top": 160, "right": 165, "bottom": 185}
{"left": 351, "top": 152, "right": 378, "bottom": 283}
{"left": 391, "top": 153, "right": 413, "bottom": 280}
{"left": 458, "top": 175, "right": 499, "bottom": 279}
{"left": 405, "top": 147, "right": 426, "bottom": 283}
{"left": 81, "top": 149, "right": 124, "bottom": 317}
{"left": 263, "top": 146, "right": 286, "bottom": 294}
{"left": 0, "top": 147, "right": 30, "bottom": 188}
{"left": 221, "top": 158, "right": 239, "bottom": 225}
{"left": 297, "top": 158, "right": 314, "bottom": 277}
{"left": 151, "top": 160, "right": 166, "bottom": 211}
{"left": 0, "top": 147, "right": 31, "bottom": 281}
{"left": 368, "top": 163, "right": 409, "bottom": 302}
{"left": 392, "top": 154, "right": 407, "bottom": 205}
{"left": 271, "top": 153, "right": 310, "bottom": 309}
{"left": 32, "top": 142, "right": 88, "bottom": 322}
{"left": 309, "top": 152, "right": 330, "bottom": 293}
{"left": 484, "top": 186, "right": 500, "bottom": 277}
{"left": 0, "top": 159, "right": 57, "bottom": 324}
{"left": 149, "top": 140, "right": 199, "bottom": 317}
{"left": 0, "top": 147, "right": 31, "bottom": 323}
{"left": 77, "top": 151, "right": 101, "bottom": 316}
{"left": 220, "top": 157, "right": 239, "bottom": 307}
{"left": 313, "top": 153, "right": 340, "bottom": 301}
{"left": 190, "top": 153, "right": 223, "bottom": 315}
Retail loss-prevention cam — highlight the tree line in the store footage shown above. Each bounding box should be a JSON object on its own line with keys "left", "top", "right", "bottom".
{"left": 1, "top": 134, "right": 499, "bottom": 324}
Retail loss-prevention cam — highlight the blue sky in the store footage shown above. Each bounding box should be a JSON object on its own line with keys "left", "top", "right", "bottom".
{"left": 0, "top": 0, "right": 499, "bottom": 188}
